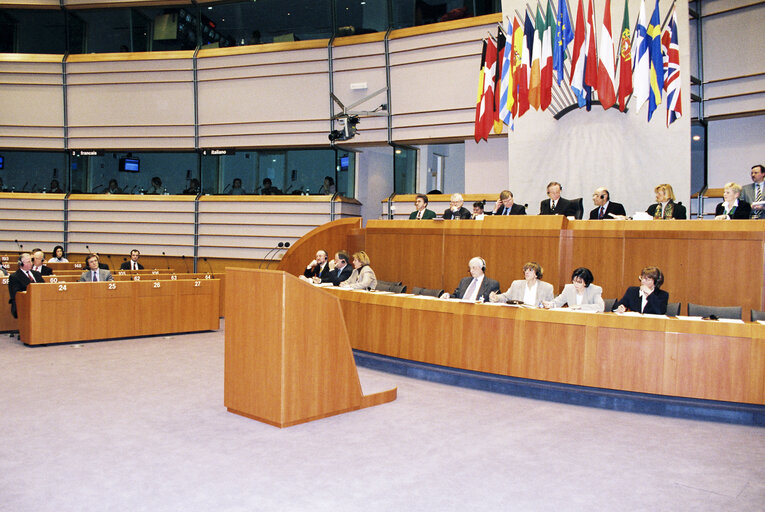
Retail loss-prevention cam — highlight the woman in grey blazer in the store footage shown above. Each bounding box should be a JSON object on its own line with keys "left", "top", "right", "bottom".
{"left": 489, "top": 262, "right": 554, "bottom": 306}
{"left": 339, "top": 251, "right": 378, "bottom": 291}
{"left": 542, "top": 267, "right": 605, "bottom": 312}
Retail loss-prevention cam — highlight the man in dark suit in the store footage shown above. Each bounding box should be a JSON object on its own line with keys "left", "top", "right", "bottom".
{"left": 589, "top": 187, "right": 627, "bottom": 219}
{"left": 409, "top": 194, "right": 437, "bottom": 220}
{"left": 120, "top": 249, "right": 144, "bottom": 270}
{"left": 319, "top": 251, "right": 353, "bottom": 286}
{"left": 741, "top": 164, "right": 764, "bottom": 219}
{"left": 539, "top": 181, "right": 577, "bottom": 216}
{"left": 78, "top": 254, "right": 114, "bottom": 282}
{"left": 442, "top": 193, "right": 472, "bottom": 219}
{"left": 493, "top": 189, "right": 527, "bottom": 215}
{"left": 440, "top": 256, "right": 500, "bottom": 302}
{"left": 303, "top": 250, "right": 331, "bottom": 280}
{"left": 31, "top": 249, "right": 53, "bottom": 276}
{"left": 8, "top": 253, "right": 43, "bottom": 318}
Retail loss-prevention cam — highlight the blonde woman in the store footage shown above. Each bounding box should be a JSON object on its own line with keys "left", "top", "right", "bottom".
{"left": 339, "top": 251, "right": 378, "bottom": 291}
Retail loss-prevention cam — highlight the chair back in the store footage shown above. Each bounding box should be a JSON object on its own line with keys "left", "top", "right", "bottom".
{"left": 687, "top": 303, "right": 742, "bottom": 320}
{"left": 414, "top": 287, "right": 444, "bottom": 297}
{"left": 603, "top": 298, "right": 616, "bottom": 312}
{"left": 751, "top": 309, "right": 765, "bottom": 322}
{"left": 665, "top": 302, "right": 680, "bottom": 316}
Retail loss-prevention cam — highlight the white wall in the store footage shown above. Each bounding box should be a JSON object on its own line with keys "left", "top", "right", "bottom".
{"left": 356, "top": 146, "right": 394, "bottom": 224}
{"left": 707, "top": 116, "right": 765, "bottom": 188}
{"left": 464, "top": 137, "right": 509, "bottom": 194}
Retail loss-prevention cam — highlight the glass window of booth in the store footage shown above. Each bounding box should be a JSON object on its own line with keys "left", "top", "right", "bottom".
{"left": 0, "top": 9, "right": 67, "bottom": 54}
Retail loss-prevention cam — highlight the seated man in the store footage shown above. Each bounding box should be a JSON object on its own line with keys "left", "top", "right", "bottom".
{"left": 120, "top": 249, "right": 144, "bottom": 270}
{"left": 31, "top": 249, "right": 53, "bottom": 276}
{"left": 589, "top": 187, "right": 626, "bottom": 219}
{"left": 409, "top": 194, "right": 436, "bottom": 220}
{"left": 540, "top": 181, "right": 576, "bottom": 216}
{"left": 78, "top": 254, "right": 114, "bottom": 282}
{"left": 315, "top": 251, "right": 353, "bottom": 286}
{"left": 230, "top": 178, "right": 245, "bottom": 195}
{"left": 443, "top": 193, "right": 472, "bottom": 219}
{"left": 8, "top": 253, "right": 43, "bottom": 318}
{"left": 261, "top": 178, "right": 282, "bottom": 195}
{"left": 440, "top": 257, "right": 500, "bottom": 302}
{"left": 301, "top": 250, "right": 331, "bottom": 281}
{"left": 493, "top": 190, "right": 526, "bottom": 215}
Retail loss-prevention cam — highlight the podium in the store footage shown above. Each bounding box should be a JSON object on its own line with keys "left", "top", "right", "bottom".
{"left": 224, "top": 269, "right": 396, "bottom": 428}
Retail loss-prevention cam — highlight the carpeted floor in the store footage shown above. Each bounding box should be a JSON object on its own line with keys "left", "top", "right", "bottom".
{"left": 1, "top": 327, "right": 764, "bottom": 511}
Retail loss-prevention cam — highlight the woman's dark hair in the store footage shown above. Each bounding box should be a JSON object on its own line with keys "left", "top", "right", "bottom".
{"left": 523, "top": 262, "right": 543, "bottom": 279}
{"left": 571, "top": 267, "right": 594, "bottom": 287}
{"left": 640, "top": 266, "right": 664, "bottom": 288}
{"left": 473, "top": 200, "right": 486, "bottom": 212}
{"left": 324, "top": 176, "right": 335, "bottom": 185}
{"left": 53, "top": 245, "right": 65, "bottom": 258}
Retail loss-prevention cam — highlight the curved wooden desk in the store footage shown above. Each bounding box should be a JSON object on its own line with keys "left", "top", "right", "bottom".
{"left": 322, "top": 287, "right": 765, "bottom": 406}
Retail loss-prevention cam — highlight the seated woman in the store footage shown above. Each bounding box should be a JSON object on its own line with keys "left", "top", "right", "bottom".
{"left": 489, "top": 262, "right": 554, "bottom": 306}
{"left": 542, "top": 267, "right": 605, "bottom": 312}
{"left": 646, "top": 183, "right": 687, "bottom": 219}
{"left": 48, "top": 245, "right": 68, "bottom": 263}
{"left": 714, "top": 182, "right": 751, "bottom": 220}
{"left": 339, "top": 251, "right": 378, "bottom": 291}
{"left": 471, "top": 200, "right": 486, "bottom": 220}
{"left": 613, "top": 266, "right": 669, "bottom": 315}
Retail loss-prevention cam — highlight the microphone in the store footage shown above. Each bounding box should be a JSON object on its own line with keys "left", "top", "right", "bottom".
{"left": 104, "top": 254, "right": 115, "bottom": 269}
{"left": 162, "top": 251, "right": 170, "bottom": 270}
{"left": 86, "top": 244, "right": 92, "bottom": 254}
{"left": 92, "top": 184, "right": 104, "bottom": 191}
{"left": 30, "top": 183, "right": 37, "bottom": 192}
{"left": 202, "top": 257, "right": 214, "bottom": 274}
{"left": 259, "top": 242, "right": 284, "bottom": 269}
{"left": 20, "top": 182, "right": 28, "bottom": 192}
{"left": 130, "top": 185, "right": 138, "bottom": 194}
{"left": 222, "top": 184, "right": 231, "bottom": 193}
{"left": 181, "top": 255, "right": 189, "bottom": 273}
{"left": 14, "top": 239, "right": 23, "bottom": 251}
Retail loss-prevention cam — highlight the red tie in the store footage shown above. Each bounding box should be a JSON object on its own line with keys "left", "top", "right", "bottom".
{"left": 26, "top": 271, "right": 35, "bottom": 283}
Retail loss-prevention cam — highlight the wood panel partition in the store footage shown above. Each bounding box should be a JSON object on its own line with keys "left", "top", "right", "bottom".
{"left": 15, "top": 279, "right": 219, "bottom": 345}
{"left": 224, "top": 269, "right": 396, "bottom": 428}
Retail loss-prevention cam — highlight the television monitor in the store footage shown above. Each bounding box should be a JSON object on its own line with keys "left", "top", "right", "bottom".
{"left": 119, "top": 157, "right": 139, "bottom": 172}
{"left": 0, "top": 155, "right": 4, "bottom": 169}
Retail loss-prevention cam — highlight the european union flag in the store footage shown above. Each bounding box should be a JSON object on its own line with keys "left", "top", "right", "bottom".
{"left": 554, "top": 0, "right": 574, "bottom": 85}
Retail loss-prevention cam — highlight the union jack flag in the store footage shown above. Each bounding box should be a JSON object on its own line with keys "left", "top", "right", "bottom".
{"left": 662, "top": 9, "right": 682, "bottom": 126}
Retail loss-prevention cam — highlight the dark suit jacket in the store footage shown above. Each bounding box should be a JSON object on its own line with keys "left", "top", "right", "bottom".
{"left": 409, "top": 209, "right": 437, "bottom": 220}
{"left": 33, "top": 266, "right": 53, "bottom": 276}
{"left": 120, "top": 261, "right": 145, "bottom": 270}
{"left": 304, "top": 263, "right": 331, "bottom": 280}
{"left": 443, "top": 207, "right": 472, "bottom": 219}
{"left": 495, "top": 203, "right": 527, "bottom": 216}
{"left": 614, "top": 286, "right": 669, "bottom": 315}
{"left": 646, "top": 201, "right": 687, "bottom": 219}
{"left": 540, "top": 197, "right": 576, "bottom": 216}
{"left": 8, "top": 268, "right": 43, "bottom": 318}
{"left": 322, "top": 264, "right": 353, "bottom": 286}
{"left": 714, "top": 200, "right": 752, "bottom": 219}
{"left": 589, "top": 201, "right": 626, "bottom": 219}
{"left": 452, "top": 275, "right": 500, "bottom": 302}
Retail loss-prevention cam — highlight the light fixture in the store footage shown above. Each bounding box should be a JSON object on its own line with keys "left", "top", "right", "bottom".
{"left": 692, "top": 135, "right": 701, "bottom": 141}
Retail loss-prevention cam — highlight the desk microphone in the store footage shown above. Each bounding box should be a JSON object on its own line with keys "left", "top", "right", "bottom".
{"left": 20, "top": 182, "right": 28, "bottom": 192}
{"left": 259, "top": 242, "right": 284, "bottom": 269}
{"left": 162, "top": 251, "right": 170, "bottom": 270}
{"left": 92, "top": 184, "right": 104, "bottom": 192}
{"left": 269, "top": 242, "right": 291, "bottom": 267}
{"left": 202, "top": 257, "right": 214, "bottom": 274}
{"left": 222, "top": 184, "right": 231, "bottom": 193}
{"left": 130, "top": 185, "right": 138, "bottom": 194}
{"left": 14, "top": 239, "right": 23, "bottom": 251}
{"left": 181, "top": 255, "right": 189, "bottom": 273}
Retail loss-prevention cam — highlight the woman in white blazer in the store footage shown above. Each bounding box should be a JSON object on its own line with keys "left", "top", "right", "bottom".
{"left": 489, "top": 262, "right": 554, "bottom": 306}
{"left": 340, "top": 251, "right": 378, "bottom": 291}
{"left": 543, "top": 267, "right": 605, "bottom": 312}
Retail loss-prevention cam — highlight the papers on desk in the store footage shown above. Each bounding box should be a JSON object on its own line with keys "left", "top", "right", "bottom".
{"left": 613, "top": 312, "right": 667, "bottom": 318}
{"left": 676, "top": 315, "right": 746, "bottom": 324}
{"left": 548, "top": 307, "right": 598, "bottom": 313}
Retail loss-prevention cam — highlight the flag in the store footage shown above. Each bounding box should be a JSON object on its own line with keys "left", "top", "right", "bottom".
{"left": 480, "top": 37, "right": 498, "bottom": 138}
{"left": 541, "top": 0, "right": 555, "bottom": 110}
{"left": 511, "top": 16, "right": 524, "bottom": 121}
{"left": 498, "top": 19, "right": 514, "bottom": 127}
{"left": 494, "top": 27, "right": 507, "bottom": 133}
{"left": 518, "top": 13, "right": 533, "bottom": 117}
{"left": 474, "top": 39, "right": 487, "bottom": 142}
{"left": 616, "top": 0, "right": 632, "bottom": 111}
{"left": 647, "top": 0, "right": 663, "bottom": 121}
{"left": 584, "top": 0, "right": 598, "bottom": 110}
{"left": 663, "top": 8, "right": 682, "bottom": 126}
{"left": 596, "top": 0, "right": 616, "bottom": 109}
{"left": 554, "top": 0, "right": 574, "bottom": 85}
{"left": 569, "top": 0, "right": 587, "bottom": 106}
{"left": 529, "top": 7, "right": 543, "bottom": 110}
{"left": 632, "top": 0, "right": 649, "bottom": 113}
